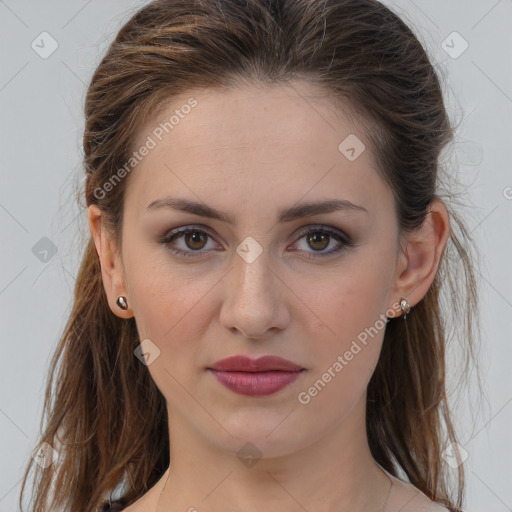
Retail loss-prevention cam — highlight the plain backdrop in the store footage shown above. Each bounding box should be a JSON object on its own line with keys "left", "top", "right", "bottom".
{"left": 1, "top": 1, "right": 511, "bottom": 511}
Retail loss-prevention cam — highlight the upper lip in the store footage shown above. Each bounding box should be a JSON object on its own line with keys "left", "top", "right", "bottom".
{"left": 208, "top": 355, "right": 304, "bottom": 372}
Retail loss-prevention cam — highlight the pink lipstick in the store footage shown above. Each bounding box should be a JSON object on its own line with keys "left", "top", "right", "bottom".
{"left": 207, "top": 355, "right": 305, "bottom": 396}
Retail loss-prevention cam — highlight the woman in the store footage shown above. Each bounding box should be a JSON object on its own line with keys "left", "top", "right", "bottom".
{"left": 19, "top": 0, "right": 481, "bottom": 511}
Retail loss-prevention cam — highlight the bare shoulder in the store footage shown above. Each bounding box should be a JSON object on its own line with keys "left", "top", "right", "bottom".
{"left": 400, "top": 494, "right": 451, "bottom": 512}
{"left": 385, "top": 470, "right": 451, "bottom": 512}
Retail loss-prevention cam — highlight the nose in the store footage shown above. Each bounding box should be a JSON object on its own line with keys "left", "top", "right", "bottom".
{"left": 219, "top": 253, "right": 289, "bottom": 340}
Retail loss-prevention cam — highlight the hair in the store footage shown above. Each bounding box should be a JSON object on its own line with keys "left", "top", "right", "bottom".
{"left": 19, "top": 1, "right": 483, "bottom": 511}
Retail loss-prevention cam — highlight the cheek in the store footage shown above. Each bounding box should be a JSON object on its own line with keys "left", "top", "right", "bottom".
{"left": 132, "top": 278, "right": 202, "bottom": 338}
{"left": 125, "top": 242, "right": 194, "bottom": 331}
{"left": 305, "top": 253, "right": 394, "bottom": 346}
{"left": 296, "top": 285, "right": 388, "bottom": 427}
{"left": 297, "top": 247, "right": 395, "bottom": 393}
{"left": 304, "top": 283, "right": 386, "bottom": 392}
{"left": 126, "top": 265, "right": 215, "bottom": 408}
{"left": 125, "top": 253, "right": 219, "bottom": 369}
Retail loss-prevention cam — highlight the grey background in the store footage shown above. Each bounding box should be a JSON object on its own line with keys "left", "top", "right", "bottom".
{"left": 1, "top": 1, "right": 511, "bottom": 510}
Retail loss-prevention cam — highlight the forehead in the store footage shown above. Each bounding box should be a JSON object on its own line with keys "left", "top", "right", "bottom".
{"left": 124, "top": 81, "right": 392, "bottom": 223}
{"left": 135, "top": 81, "right": 368, "bottom": 155}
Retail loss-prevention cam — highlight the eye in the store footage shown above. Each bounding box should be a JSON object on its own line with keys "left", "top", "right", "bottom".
{"left": 159, "top": 226, "right": 218, "bottom": 258}
{"left": 159, "top": 224, "right": 353, "bottom": 259}
{"left": 290, "top": 225, "right": 353, "bottom": 258}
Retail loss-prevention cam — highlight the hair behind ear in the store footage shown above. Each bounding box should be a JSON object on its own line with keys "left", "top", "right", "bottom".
{"left": 18, "top": 238, "right": 169, "bottom": 511}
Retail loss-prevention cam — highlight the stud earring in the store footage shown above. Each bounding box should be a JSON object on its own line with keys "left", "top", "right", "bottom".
{"left": 116, "top": 296, "right": 128, "bottom": 310}
{"left": 400, "top": 298, "right": 411, "bottom": 319}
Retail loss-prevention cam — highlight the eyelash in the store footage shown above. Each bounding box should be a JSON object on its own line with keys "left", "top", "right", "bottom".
{"left": 158, "top": 225, "right": 353, "bottom": 260}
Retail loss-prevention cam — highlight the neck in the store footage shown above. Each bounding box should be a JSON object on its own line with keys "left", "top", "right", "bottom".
{"left": 153, "top": 394, "right": 394, "bottom": 512}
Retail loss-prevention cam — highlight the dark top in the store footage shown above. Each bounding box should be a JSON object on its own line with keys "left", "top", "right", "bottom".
{"left": 100, "top": 500, "right": 126, "bottom": 511}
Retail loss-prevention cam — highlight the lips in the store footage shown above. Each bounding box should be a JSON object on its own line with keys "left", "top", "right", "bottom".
{"left": 207, "top": 355, "right": 305, "bottom": 396}
{"left": 208, "top": 355, "right": 304, "bottom": 372}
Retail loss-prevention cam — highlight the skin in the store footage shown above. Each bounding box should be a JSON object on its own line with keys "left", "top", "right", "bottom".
{"left": 88, "top": 81, "right": 450, "bottom": 512}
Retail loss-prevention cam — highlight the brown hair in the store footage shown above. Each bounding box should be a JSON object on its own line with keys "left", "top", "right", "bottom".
{"left": 19, "top": 1, "right": 483, "bottom": 511}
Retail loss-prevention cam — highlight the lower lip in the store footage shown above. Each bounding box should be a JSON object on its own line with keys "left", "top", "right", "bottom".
{"left": 208, "top": 369, "right": 304, "bottom": 396}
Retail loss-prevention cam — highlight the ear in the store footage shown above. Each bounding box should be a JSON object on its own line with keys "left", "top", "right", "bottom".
{"left": 87, "top": 204, "right": 133, "bottom": 319}
{"left": 390, "top": 199, "right": 450, "bottom": 317}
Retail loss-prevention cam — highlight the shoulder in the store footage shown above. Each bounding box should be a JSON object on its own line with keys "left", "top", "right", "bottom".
{"left": 408, "top": 499, "right": 450, "bottom": 512}
{"left": 384, "top": 470, "right": 451, "bottom": 512}
{"left": 392, "top": 486, "right": 450, "bottom": 511}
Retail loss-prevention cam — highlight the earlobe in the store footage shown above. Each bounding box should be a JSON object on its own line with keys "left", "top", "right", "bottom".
{"left": 391, "top": 199, "right": 450, "bottom": 311}
{"left": 87, "top": 205, "right": 133, "bottom": 318}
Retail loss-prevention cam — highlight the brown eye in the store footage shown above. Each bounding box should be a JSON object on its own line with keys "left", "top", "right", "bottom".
{"left": 306, "top": 232, "right": 330, "bottom": 251}
{"left": 160, "top": 226, "right": 217, "bottom": 258}
{"left": 183, "top": 231, "right": 208, "bottom": 250}
{"left": 291, "top": 226, "right": 353, "bottom": 258}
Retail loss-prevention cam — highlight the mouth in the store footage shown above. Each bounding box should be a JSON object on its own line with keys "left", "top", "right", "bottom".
{"left": 206, "top": 355, "right": 306, "bottom": 396}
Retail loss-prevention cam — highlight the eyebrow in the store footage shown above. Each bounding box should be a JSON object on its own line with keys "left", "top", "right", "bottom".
{"left": 146, "top": 197, "right": 367, "bottom": 224}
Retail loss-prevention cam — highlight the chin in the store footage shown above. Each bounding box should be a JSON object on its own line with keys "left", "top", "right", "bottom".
{"left": 202, "top": 411, "right": 316, "bottom": 460}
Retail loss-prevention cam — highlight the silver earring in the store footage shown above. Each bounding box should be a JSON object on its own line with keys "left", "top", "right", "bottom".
{"left": 116, "top": 296, "right": 128, "bottom": 310}
{"left": 400, "top": 298, "right": 411, "bottom": 319}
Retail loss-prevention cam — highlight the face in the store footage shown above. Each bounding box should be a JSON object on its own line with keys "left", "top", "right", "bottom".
{"left": 114, "top": 82, "right": 404, "bottom": 457}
